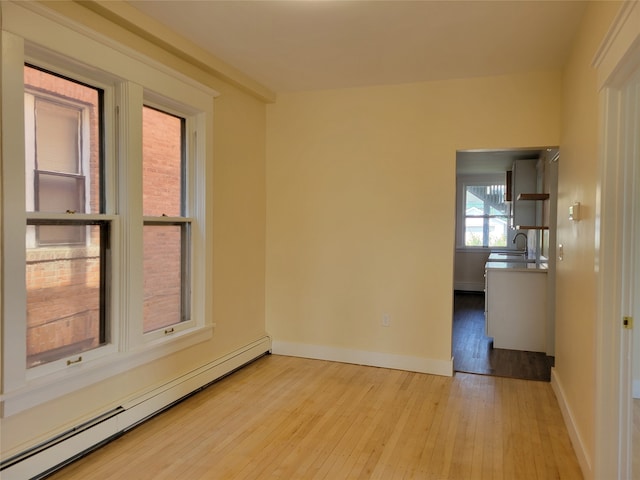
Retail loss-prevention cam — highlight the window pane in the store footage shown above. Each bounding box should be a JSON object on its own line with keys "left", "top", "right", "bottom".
{"left": 465, "top": 185, "right": 508, "bottom": 215}
{"left": 143, "top": 224, "right": 186, "bottom": 333}
{"left": 37, "top": 224, "right": 85, "bottom": 246}
{"left": 36, "top": 172, "right": 85, "bottom": 214}
{"left": 464, "top": 183, "right": 509, "bottom": 247}
{"left": 464, "top": 189, "right": 483, "bottom": 214}
{"left": 143, "top": 106, "right": 183, "bottom": 217}
{"left": 464, "top": 216, "right": 484, "bottom": 246}
{"left": 24, "top": 65, "right": 101, "bottom": 214}
{"left": 35, "top": 99, "right": 81, "bottom": 172}
{"left": 26, "top": 224, "right": 106, "bottom": 368}
{"left": 488, "top": 217, "right": 508, "bottom": 247}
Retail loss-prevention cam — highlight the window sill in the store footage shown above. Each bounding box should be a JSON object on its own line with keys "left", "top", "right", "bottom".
{"left": 0, "top": 325, "right": 213, "bottom": 417}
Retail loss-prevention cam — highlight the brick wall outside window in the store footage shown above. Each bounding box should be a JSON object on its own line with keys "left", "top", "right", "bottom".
{"left": 142, "top": 106, "right": 183, "bottom": 333}
{"left": 25, "top": 69, "right": 183, "bottom": 366}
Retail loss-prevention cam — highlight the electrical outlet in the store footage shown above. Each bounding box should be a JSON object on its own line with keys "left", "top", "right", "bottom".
{"left": 382, "top": 313, "right": 390, "bottom": 327}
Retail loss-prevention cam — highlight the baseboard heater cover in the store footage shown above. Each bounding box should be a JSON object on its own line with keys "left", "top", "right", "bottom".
{"left": 0, "top": 407, "right": 124, "bottom": 474}
{"left": 0, "top": 336, "right": 271, "bottom": 480}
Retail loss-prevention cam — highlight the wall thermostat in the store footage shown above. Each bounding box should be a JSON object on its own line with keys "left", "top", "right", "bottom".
{"left": 569, "top": 202, "right": 581, "bottom": 221}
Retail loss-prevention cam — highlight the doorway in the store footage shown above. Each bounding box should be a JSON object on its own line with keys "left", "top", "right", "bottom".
{"left": 453, "top": 148, "right": 558, "bottom": 381}
{"left": 452, "top": 291, "right": 554, "bottom": 380}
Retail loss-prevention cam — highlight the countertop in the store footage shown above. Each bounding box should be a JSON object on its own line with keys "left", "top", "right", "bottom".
{"left": 487, "top": 253, "right": 548, "bottom": 263}
{"left": 485, "top": 261, "right": 548, "bottom": 272}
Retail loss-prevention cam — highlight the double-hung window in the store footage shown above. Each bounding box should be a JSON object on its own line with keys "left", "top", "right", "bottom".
{"left": 142, "top": 105, "right": 190, "bottom": 334}
{"left": 1, "top": 3, "right": 214, "bottom": 416}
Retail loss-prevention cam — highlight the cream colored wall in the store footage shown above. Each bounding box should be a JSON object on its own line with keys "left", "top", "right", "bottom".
{"left": 635, "top": 103, "right": 640, "bottom": 399}
{"left": 635, "top": 284, "right": 640, "bottom": 398}
{"left": 266, "top": 72, "right": 561, "bottom": 366}
{"left": 1, "top": 2, "right": 267, "bottom": 456}
{"left": 555, "top": 0, "right": 622, "bottom": 473}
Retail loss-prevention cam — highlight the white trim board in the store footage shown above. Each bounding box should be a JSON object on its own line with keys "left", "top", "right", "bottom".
{"left": 272, "top": 340, "right": 453, "bottom": 377}
{"left": 0, "top": 337, "right": 271, "bottom": 480}
{"left": 551, "top": 367, "right": 592, "bottom": 479}
{"left": 591, "top": 2, "right": 640, "bottom": 478}
{"left": 454, "top": 282, "right": 485, "bottom": 292}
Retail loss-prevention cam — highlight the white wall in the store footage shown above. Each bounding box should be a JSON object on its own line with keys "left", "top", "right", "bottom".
{"left": 454, "top": 250, "right": 489, "bottom": 292}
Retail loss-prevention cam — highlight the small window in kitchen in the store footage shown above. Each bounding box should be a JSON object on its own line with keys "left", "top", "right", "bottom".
{"left": 463, "top": 183, "right": 509, "bottom": 247}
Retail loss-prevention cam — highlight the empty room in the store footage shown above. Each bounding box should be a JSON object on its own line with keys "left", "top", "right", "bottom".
{"left": 1, "top": 1, "right": 639, "bottom": 479}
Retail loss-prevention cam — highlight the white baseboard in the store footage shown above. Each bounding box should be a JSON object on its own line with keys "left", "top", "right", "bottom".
{"left": 1, "top": 336, "right": 272, "bottom": 480}
{"left": 633, "top": 379, "right": 640, "bottom": 399}
{"left": 272, "top": 340, "right": 453, "bottom": 377}
{"left": 551, "top": 367, "right": 592, "bottom": 479}
{"left": 453, "top": 282, "right": 485, "bottom": 292}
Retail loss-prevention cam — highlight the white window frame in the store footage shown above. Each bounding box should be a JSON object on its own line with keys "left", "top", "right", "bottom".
{"left": 1, "top": 2, "right": 216, "bottom": 416}
{"left": 136, "top": 97, "right": 200, "bottom": 345}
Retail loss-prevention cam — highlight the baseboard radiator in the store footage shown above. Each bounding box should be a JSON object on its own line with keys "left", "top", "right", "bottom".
{"left": 0, "top": 336, "right": 271, "bottom": 480}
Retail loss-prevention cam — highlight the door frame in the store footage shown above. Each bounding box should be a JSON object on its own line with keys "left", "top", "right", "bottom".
{"left": 593, "top": 2, "right": 640, "bottom": 478}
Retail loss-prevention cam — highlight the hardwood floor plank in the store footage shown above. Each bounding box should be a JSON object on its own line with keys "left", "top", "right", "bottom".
{"left": 346, "top": 373, "right": 414, "bottom": 478}
{"left": 45, "top": 355, "right": 582, "bottom": 480}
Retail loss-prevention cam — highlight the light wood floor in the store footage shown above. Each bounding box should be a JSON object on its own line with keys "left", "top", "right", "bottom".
{"left": 47, "top": 355, "right": 582, "bottom": 480}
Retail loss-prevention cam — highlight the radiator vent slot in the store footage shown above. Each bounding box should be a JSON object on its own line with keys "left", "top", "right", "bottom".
{"left": 0, "top": 407, "right": 124, "bottom": 472}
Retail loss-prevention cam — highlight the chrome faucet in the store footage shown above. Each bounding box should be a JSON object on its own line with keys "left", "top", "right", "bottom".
{"left": 512, "top": 232, "right": 528, "bottom": 253}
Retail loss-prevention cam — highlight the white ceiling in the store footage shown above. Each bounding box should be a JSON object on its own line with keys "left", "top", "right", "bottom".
{"left": 127, "top": 0, "right": 588, "bottom": 94}
{"left": 456, "top": 148, "right": 550, "bottom": 175}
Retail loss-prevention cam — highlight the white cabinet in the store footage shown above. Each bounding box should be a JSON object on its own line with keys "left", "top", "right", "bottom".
{"left": 511, "top": 159, "right": 537, "bottom": 228}
{"left": 485, "top": 266, "right": 547, "bottom": 352}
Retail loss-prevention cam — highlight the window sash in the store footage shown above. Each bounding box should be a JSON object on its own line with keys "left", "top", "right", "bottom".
{"left": 33, "top": 168, "right": 88, "bottom": 246}
{"left": 33, "top": 97, "right": 82, "bottom": 173}
{"left": 25, "top": 218, "right": 110, "bottom": 368}
{"left": 24, "top": 70, "right": 102, "bottom": 216}
{"left": 142, "top": 220, "right": 191, "bottom": 334}
{"left": 35, "top": 170, "right": 86, "bottom": 209}
{"left": 142, "top": 105, "right": 185, "bottom": 217}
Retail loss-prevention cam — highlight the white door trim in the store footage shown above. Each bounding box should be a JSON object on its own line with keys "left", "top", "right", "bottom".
{"left": 593, "top": 2, "right": 640, "bottom": 478}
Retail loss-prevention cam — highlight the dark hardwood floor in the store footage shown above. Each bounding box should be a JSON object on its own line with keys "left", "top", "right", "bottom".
{"left": 453, "top": 291, "right": 554, "bottom": 382}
